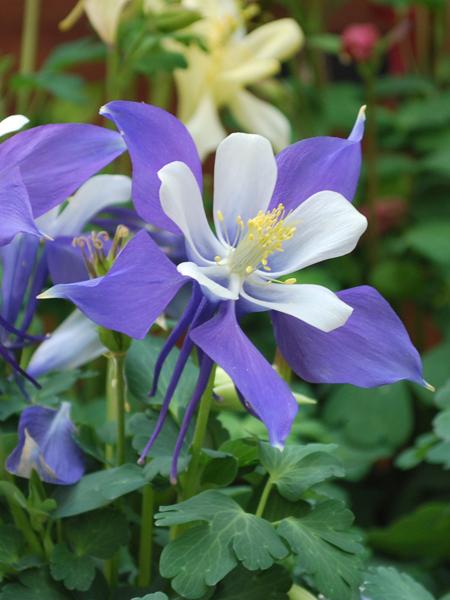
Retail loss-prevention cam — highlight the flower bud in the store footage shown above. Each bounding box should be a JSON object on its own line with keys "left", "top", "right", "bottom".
{"left": 341, "top": 23, "right": 380, "bottom": 63}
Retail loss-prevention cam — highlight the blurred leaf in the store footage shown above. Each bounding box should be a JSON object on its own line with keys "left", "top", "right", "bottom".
{"left": 259, "top": 443, "right": 344, "bottom": 501}
{"left": 52, "top": 464, "right": 148, "bottom": 517}
{"left": 66, "top": 508, "right": 129, "bottom": 559}
{"left": 11, "top": 72, "right": 88, "bottom": 104}
{"left": 323, "top": 383, "right": 413, "bottom": 450}
{"left": 214, "top": 565, "right": 291, "bottom": 599}
{"left": 131, "top": 595, "right": 168, "bottom": 600}
{"left": 155, "top": 491, "right": 288, "bottom": 599}
{"left": 368, "top": 503, "right": 450, "bottom": 560}
{"left": 369, "top": 259, "right": 423, "bottom": 300}
{"left": 434, "top": 410, "right": 450, "bottom": 441}
{"left": 128, "top": 411, "right": 190, "bottom": 479}
{"left": 0, "top": 525, "right": 24, "bottom": 565}
{"left": 0, "top": 568, "right": 67, "bottom": 600}
{"left": 363, "top": 566, "right": 435, "bottom": 600}
{"left": 308, "top": 34, "right": 341, "bottom": 54}
{"left": 416, "top": 342, "right": 450, "bottom": 404}
{"left": 375, "top": 75, "right": 435, "bottom": 98}
{"left": 134, "top": 48, "right": 187, "bottom": 76}
{"left": 50, "top": 543, "right": 95, "bottom": 592}
{"left": 278, "top": 501, "right": 364, "bottom": 600}
{"left": 44, "top": 38, "right": 106, "bottom": 71}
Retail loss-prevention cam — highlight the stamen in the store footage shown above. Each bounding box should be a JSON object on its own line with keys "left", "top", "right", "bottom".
{"left": 284, "top": 278, "right": 297, "bottom": 285}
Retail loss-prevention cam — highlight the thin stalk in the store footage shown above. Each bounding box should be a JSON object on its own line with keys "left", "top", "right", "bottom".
{"left": 105, "top": 352, "right": 127, "bottom": 466}
{"left": 182, "top": 366, "right": 216, "bottom": 500}
{"left": 7, "top": 498, "right": 43, "bottom": 555}
{"left": 137, "top": 484, "right": 154, "bottom": 588}
{"left": 255, "top": 476, "right": 273, "bottom": 518}
{"left": 106, "top": 45, "right": 121, "bottom": 103}
{"left": 17, "top": 0, "right": 41, "bottom": 114}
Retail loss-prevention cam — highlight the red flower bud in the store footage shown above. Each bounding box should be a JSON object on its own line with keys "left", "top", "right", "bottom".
{"left": 341, "top": 23, "right": 380, "bottom": 62}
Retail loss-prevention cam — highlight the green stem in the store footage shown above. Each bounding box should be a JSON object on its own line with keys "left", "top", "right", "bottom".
{"left": 255, "top": 476, "right": 273, "bottom": 518}
{"left": 106, "top": 45, "right": 121, "bottom": 103}
{"left": 6, "top": 493, "right": 43, "bottom": 556}
{"left": 17, "top": 0, "right": 41, "bottom": 114}
{"left": 182, "top": 366, "right": 216, "bottom": 500}
{"left": 106, "top": 352, "right": 127, "bottom": 466}
{"left": 137, "top": 484, "right": 154, "bottom": 588}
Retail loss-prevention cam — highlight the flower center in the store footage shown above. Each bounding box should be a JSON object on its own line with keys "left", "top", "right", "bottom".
{"left": 216, "top": 203, "right": 296, "bottom": 278}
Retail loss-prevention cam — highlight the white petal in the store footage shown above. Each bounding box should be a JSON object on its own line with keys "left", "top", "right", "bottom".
{"left": 240, "top": 19, "right": 304, "bottom": 62}
{"left": 230, "top": 89, "right": 291, "bottom": 152}
{"left": 178, "top": 262, "right": 238, "bottom": 301}
{"left": 27, "top": 310, "right": 106, "bottom": 378}
{"left": 185, "top": 93, "right": 226, "bottom": 160}
{"left": 213, "top": 132, "right": 277, "bottom": 245}
{"left": 0, "top": 115, "right": 29, "bottom": 138}
{"left": 222, "top": 58, "right": 279, "bottom": 86}
{"left": 84, "top": 0, "right": 129, "bottom": 44}
{"left": 158, "top": 162, "right": 222, "bottom": 263}
{"left": 266, "top": 191, "right": 368, "bottom": 276}
{"left": 242, "top": 278, "right": 352, "bottom": 332}
{"left": 49, "top": 174, "right": 132, "bottom": 237}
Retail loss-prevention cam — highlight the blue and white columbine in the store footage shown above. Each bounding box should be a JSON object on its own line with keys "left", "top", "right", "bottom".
{"left": 40, "top": 101, "right": 425, "bottom": 480}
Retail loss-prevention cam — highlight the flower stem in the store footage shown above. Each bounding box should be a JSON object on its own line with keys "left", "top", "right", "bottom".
{"left": 182, "top": 366, "right": 216, "bottom": 500}
{"left": 137, "top": 484, "right": 154, "bottom": 588}
{"left": 106, "top": 352, "right": 127, "bottom": 466}
{"left": 17, "top": 0, "right": 41, "bottom": 114}
{"left": 255, "top": 476, "right": 273, "bottom": 518}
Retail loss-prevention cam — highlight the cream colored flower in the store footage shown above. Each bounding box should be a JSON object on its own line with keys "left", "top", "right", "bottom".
{"left": 60, "top": 0, "right": 130, "bottom": 46}
{"left": 174, "top": 6, "right": 303, "bottom": 159}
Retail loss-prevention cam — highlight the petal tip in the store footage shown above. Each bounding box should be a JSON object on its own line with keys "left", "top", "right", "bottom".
{"left": 424, "top": 380, "right": 436, "bottom": 392}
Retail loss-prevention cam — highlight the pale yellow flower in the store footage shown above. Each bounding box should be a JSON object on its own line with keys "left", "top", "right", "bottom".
{"left": 60, "top": 0, "right": 130, "bottom": 46}
{"left": 174, "top": 4, "right": 303, "bottom": 158}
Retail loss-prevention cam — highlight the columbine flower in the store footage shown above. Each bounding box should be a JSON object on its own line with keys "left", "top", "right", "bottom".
{"left": 60, "top": 0, "right": 130, "bottom": 46}
{"left": 39, "top": 101, "right": 425, "bottom": 480}
{"left": 6, "top": 402, "right": 84, "bottom": 485}
{"left": 0, "top": 121, "right": 126, "bottom": 381}
{"left": 173, "top": 3, "right": 303, "bottom": 158}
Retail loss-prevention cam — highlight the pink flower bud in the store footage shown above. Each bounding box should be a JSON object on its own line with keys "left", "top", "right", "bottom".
{"left": 342, "top": 23, "right": 380, "bottom": 62}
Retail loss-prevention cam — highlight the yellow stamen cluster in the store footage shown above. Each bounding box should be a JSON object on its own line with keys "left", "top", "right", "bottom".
{"left": 227, "top": 203, "right": 296, "bottom": 277}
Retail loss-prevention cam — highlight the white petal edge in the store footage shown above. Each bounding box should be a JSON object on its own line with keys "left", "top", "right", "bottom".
{"left": 242, "top": 278, "right": 353, "bottom": 332}
{"left": 27, "top": 310, "right": 106, "bottom": 378}
{"left": 267, "top": 190, "right": 368, "bottom": 276}
{"left": 0, "top": 115, "right": 29, "bottom": 138}
{"left": 177, "top": 262, "right": 238, "bottom": 301}
{"left": 213, "top": 132, "right": 278, "bottom": 246}
{"left": 48, "top": 174, "right": 132, "bottom": 237}
{"left": 158, "top": 161, "right": 222, "bottom": 264}
{"left": 229, "top": 89, "right": 291, "bottom": 152}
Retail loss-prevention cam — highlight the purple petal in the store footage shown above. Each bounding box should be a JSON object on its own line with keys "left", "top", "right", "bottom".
{"left": 6, "top": 402, "right": 85, "bottom": 485}
{"left": 0, "top": 169, "right": 42, "bottom": 246}
{"left": 270, "top": 107, "right": 365, "bottom": 212}
{"left": 100, "top": 101, "right": 202, "bottom": 233}
{"left": 46, "top": 237, "right": 88, "bottom": 284}
{"left": 272, "top": 285, "right": 424, "bottom": 387}
{"left": 0, "top": 124, "right": 126, "bottom": 218}
{"left": 190, "top": 302, "right": 298, "bottom": 447}
{"left": 39, "top": 230, "right": 186, "bottom": 339}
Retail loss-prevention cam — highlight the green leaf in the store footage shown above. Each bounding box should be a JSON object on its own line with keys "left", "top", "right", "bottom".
{"left": 404, "top": 222, "right": 450, "bottom": 266}
{"left": 200, "top": 449, "right": 238, "bottom": 488}
{"left": 50, "top": 543, "right": 96, "bottom": 592}
{"left": 155, "top": 491, "right": 288, "bottom": 599}
{"left": 43, "top": 38, "right": 106, "bottom": 71}
{"left": 416, "top": 343, "right": 450, "bottom": 404}
{"left": 65, "top": 508, "right": 129, "bottom": 559}
{"left": 126, "top": 337, "right": 198, "bottom": 410}
{"left": 0, "top": 568, "right": 68, "bottom": 600}
{"left": 0, "top": 525, "right": 24, "bottom": 564}
{"left": 363, "top": 566, "right": 435, "bottom": 600}
{"left": 131, "top": 595, "right": 168, "bottom": 600}
{"left": 368, "top": 502, "right": 450, "bottom": 560}
{"left": 214, "top": 565, "right": 291, "bottom": 599}
{"left": 323, "top": 383, "right": 413, "bottom": 450}
{"left": 129, "top": 411, "right": 190, "bottom": 479}
{"left": 52, "top": 464, "right": 148, "bottom": 517}
{"left": 278, "top": 500, "right": 364, "bottom": 600}
{"left": 219, "top": 438, "right": 259, "bottom": 467}
{"left": 259, "top": 443, "right": 345, "bottom": 501}
{"left": 434, "top": 409, "right": 450, "bottom": 441}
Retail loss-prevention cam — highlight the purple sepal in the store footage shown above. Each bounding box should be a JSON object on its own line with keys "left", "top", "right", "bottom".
{"left": 272, "top": 285, "right": 424, "bottom": 387}
{"left": 270, "top": 109, "right": 365, "bottom": 212}
{"left": 190, "top": 302, "right": 298, "bottom": 448}
{"left": 0, "top": 123, "right": 126, "bottom": 218}
{"left": 46, "top": 237, "right": 88, "bottom": 284}
{"left": 100, "top": 101, "right": 202, "bottom": 233}
{"left": 40, "top": 230, "right": 187, "bottom": 339}
{"left": 0, "top": 168, "right": 42, "bottom": 246}
{"left": 6, "top": 402, "right": 85, "bottom": 485}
